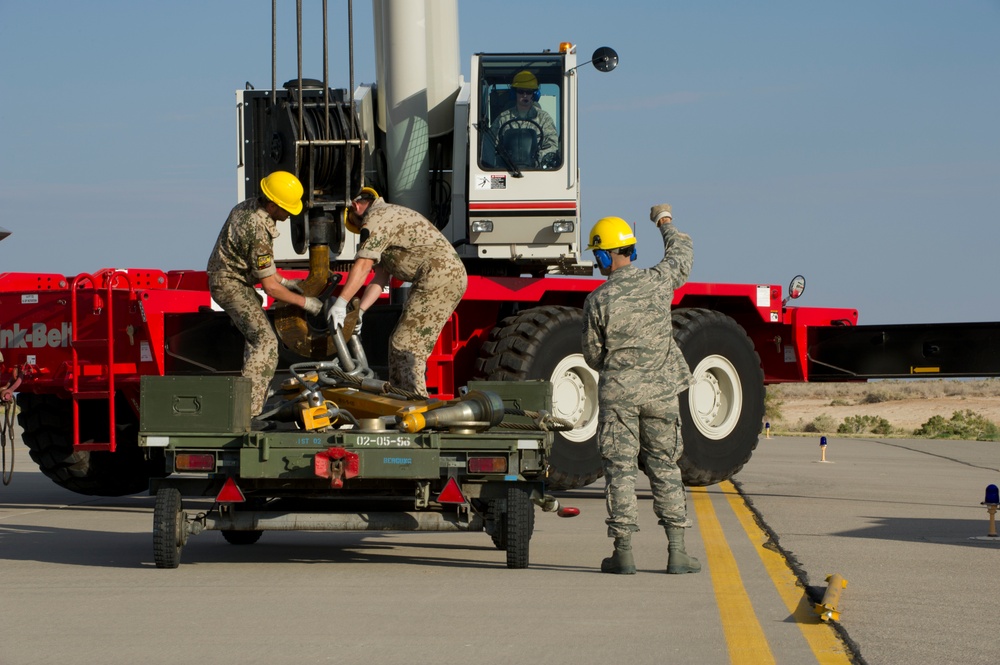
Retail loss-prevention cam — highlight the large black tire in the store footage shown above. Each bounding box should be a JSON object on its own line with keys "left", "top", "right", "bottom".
{"left": 475, "top": 306, "right": 601, "bottom": 490}
{"left": 503, "top": 485, "right": 535, "bottom": 569}
{"left": 17, "top": 392, "right": 163, "bottom": 496}
{"left": 153, "top": 487, "right": 185, "bottom": 569}
{"left": 672, "top": 309, "right": 765, "bottom": 486}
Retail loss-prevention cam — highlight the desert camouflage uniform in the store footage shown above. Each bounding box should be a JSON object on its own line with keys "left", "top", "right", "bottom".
{"left": 356, "top": 198, "right": 467, "bottom": 396}
{"left": 207, "top": 197, "right": 280, "bottom": 415}
{"left": 582, "top": 222, "right": 695, "bottom": 538}
{"left": 490, "top": 103, "right": 559, "bottom": 166}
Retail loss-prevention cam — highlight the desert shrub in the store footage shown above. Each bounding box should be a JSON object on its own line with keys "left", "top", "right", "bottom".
{"left": 764, "top": 388, "right": 783, "bottom": 422}
{"left": 829, "top": 398, "right": 852, "bottom": 407}
{"left": 837, "top": 414, "right": 894, "bottom": 435}
{"left": 914, "top": 410, "right": 1000, "bottom": 441}
{"left": 802, "top": 414, "right": 837, "bottom": 433}
{"left": 860, "top": 390, "right": 892, "bottom": 404}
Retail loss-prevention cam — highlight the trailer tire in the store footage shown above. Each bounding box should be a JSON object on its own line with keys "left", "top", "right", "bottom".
{"left": 153, "top": 487, "right": 185, "bottom": 569}
{"left": 503, "top": 484, "right": 535, "bottom": 569}
{"left": 221, "top": 530, "right": 263, "bottom": 545}
{"left": 17, "top": 393, "right": 163, "bottom": 497}
{"left": 672, "top": 309, "right": 765, "bottom": 486}
{"left": 475, "top": 306, "right": 602, "bottom": 491}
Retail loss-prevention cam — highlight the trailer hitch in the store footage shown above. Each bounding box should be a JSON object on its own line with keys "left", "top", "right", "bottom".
{"left": 313, "top": 447, "right": 360, "bottom": 488}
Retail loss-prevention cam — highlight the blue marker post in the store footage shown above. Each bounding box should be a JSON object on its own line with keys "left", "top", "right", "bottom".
{"left": 819, "top": 436, "right": 829, "bottom": 463}
{"left": 764, "top": 422, "right": 771, "bottom": 439}
{"left": 982, "top": 484, "right": 999, "bottom": 538}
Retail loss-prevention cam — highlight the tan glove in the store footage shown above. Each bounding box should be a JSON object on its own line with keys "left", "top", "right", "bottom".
{"left": 650, "top": 203, "right": 672, "bottom": 225}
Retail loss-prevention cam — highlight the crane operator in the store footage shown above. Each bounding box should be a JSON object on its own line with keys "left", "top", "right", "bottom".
{"left": 490, "top": 70, "right": 558, "bottom": 168}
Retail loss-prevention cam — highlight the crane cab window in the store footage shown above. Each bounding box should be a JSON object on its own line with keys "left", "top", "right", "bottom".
{"left": 477, "top": 56, "right": 563, "bottom": 172}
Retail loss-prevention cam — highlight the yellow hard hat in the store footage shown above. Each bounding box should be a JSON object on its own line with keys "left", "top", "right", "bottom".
{"left": 260, "top": 171, "right": 304, "bottom": 215}
{"left": 345, "top": 187, "right": 379, "bottom": 234}
{"left": 587, "top": 216, "right": 635, "bottom": 250}
{"left": 511, "top": 70, "right": 538, "bottom": 90}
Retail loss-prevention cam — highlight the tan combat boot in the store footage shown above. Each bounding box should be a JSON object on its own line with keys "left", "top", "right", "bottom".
{"left": 666, "top": 527, "right": 702, "bottom": 574}
{"left": 601, "top": 536, "right": 637, "bottom": 575}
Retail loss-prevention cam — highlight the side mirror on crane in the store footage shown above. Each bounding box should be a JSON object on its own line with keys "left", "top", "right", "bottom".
{"left": 568, "top": 47, "right": 619, "bottom": 74}
{"left": 783, "top": 275, "right": 806, "bottom": 306}
{"left": 591, "top": 47, "right": 619, "bottom": 73}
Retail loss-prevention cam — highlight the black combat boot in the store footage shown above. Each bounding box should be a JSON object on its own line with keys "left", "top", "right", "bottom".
{"left": 601, "top": 536, "right": 637, "bottom": 574}
{"left": 666, "top": 526, "right": 702, "bottom": 574}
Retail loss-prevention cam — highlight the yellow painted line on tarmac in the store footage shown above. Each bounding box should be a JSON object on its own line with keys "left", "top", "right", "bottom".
{"left": 719, "top": 481, "right": 852, "bottom": 665}
{"left": 690, "top": 486, "right": 776, "bottom": 665}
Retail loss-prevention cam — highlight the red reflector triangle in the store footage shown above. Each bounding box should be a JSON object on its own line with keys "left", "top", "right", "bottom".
{"left": 436, "top": 477, "right": 465, "bottom": 504}
{"left": 216, "top": 477, "right": 246, "bottom": 503}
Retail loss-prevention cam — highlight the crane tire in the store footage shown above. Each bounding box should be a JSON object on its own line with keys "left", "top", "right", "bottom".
{"left": 17, "top": 393, "right": 161, "bottom": 497}
{"left": 475, "top": 306, "right": 602, "bottom": 491}
{"left": 672, "top": 308, "right": 765, "bottom": 486}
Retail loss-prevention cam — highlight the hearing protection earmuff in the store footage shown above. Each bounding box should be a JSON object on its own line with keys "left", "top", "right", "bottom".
{"left": 593, "top": 246, "right": 637, "bottom": 271}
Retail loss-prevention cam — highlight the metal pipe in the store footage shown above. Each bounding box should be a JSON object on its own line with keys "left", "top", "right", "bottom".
{"left": 203, "top": 511, "right": 482, "bottom": 532}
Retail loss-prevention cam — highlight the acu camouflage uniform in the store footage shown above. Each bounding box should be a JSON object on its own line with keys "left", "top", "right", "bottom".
{"left": 490, "top": 103, "right": 559, "bottom": 166}
{"left": 582, "top": 222, "right": 695, "bottom": 539}
{"left": 207, "top": 197, "right": 281, "bottom": 415}
{"left": 356, "top": 198, "right": 467, "bottom": 396}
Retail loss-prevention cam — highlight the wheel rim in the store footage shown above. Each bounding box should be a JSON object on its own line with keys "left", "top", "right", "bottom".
{"left": 549, "top": 354, "right": 599, "bottom": 443}
{"left": 688, "top": 354, "right": 743, "bottom": 440}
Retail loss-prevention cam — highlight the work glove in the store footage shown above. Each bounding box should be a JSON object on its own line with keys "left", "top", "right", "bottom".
{"left": 327, "top": 296, "right": 349, "bottom": 329}
{"left": 279, "top": 276, "right": 303, "bottom": 294}
{"left": 354, "top": 308, "right": 365, "bottom": 334}
{"left": 650, "top": 203, "right": 672, "bottom": 225}
{"left": 303, "top": 296, "right": 323, "bottom": 316}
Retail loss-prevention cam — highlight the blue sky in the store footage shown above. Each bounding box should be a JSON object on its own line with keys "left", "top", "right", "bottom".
{"left": 1, "top": 1, "right": 997, "bottom": 324}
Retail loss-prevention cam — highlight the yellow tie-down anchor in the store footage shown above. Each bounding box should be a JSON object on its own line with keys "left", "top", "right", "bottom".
{"left": 814, "top": 573, "right": 848, "bottom": 622}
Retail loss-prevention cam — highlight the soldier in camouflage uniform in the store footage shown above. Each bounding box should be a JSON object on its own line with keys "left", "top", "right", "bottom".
{"left": 330, "top": 188, "right": 467, "bottom": 397}
{"left": 488, "top": 70, "right": 559, "bottom": 169}
{"left": 581, "top": 204, "right": 701, "bottom": 575}
{"left": 207, "top": 171, "right": 323, "bottom": 416}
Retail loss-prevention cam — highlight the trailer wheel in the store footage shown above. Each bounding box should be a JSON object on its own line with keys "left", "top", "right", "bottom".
{"left": 221, "top": 530, "right": 263, "bottom": 545}
{"left": 153, "top": 487, "right": 186, "bottom": 569}
{"left": 503, "top": 485, "right": 535, "bottom": 569}
{"left": 17, "top": 393, "right": 163, "bottom": 497}
{"left": 672, "top": 309, "right": 765, "bottom": 486}
{"left": 475, "top": 306, "right": 602, "bottom": 491}
{"left": 487, "top": 500, "right": 506, "bottom": 550}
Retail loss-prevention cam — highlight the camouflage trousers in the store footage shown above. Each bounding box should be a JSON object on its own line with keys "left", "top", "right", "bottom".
{"left": 209, "top": 276, "right": 278, "bottom": 415}
{"left": 599, "top": 394, "right": 692, "bottom": 538}
{"left": 388, "top": 264, "right": 467, "bottom": 396}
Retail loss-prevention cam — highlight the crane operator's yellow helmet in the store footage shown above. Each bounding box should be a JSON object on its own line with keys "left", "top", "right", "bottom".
{"left": 260, "top": 171, "right": 304, "bottom": 216}
{"left": 512, "top": 70, "right": 539, "bottom": 90}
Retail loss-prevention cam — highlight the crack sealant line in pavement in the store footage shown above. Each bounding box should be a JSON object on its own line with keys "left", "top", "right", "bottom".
{"left": 729, "top": 479, "right": 868, "bottom": 665}
{"left": 690, "top": 485, "right": 776, "bottom": 665}
{"left": 718, "top": 481, "right": 854, "bottom": 665}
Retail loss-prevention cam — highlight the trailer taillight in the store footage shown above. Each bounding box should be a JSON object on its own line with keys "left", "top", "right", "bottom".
{"left": 175, "top": 453, "right": 215, "bottom": 471}
{"left": 468, "top": 456, "right": 507, "bottom": 474}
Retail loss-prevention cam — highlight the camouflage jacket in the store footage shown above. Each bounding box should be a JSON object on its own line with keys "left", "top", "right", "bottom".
{"left": 206, "top": 198, "right": 278, "bottom": 286}
{"left": 582, "top": 223, "right": 695, "bottom": 401}
{"left": 490, "top": 103, "right": 558, "bottom": 161}
{"left": 355, "top": 198, "right": 464, "bottom": 285}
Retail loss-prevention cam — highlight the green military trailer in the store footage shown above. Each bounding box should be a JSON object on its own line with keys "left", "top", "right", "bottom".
{"left": 138, "top": 370, "right": 574, "bottom": 569}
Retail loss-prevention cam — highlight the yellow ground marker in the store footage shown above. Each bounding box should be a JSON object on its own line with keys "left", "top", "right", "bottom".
{"left": 719, "top": 481, "right": 852, "bottom": 664}
{"left": 690, "top": 486, "right": 775, "bottom": 665}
